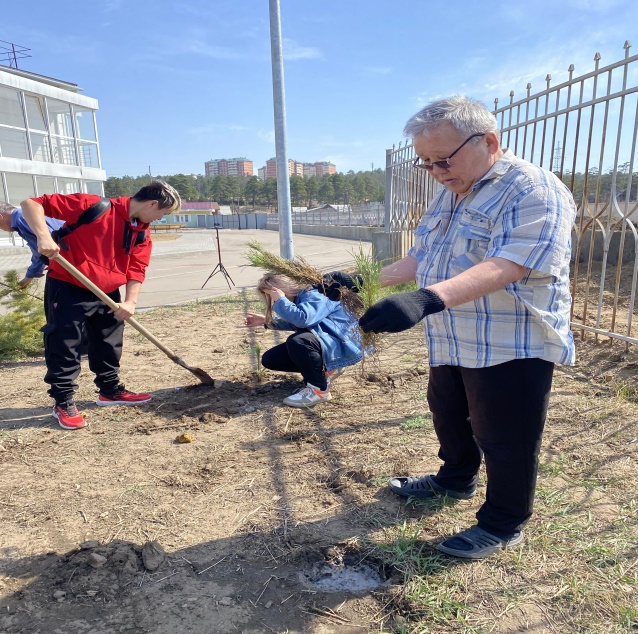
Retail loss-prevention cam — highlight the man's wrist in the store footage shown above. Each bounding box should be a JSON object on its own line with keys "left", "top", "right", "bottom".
{"left": 420, "top": 288, "right": 446, "bottom": 312}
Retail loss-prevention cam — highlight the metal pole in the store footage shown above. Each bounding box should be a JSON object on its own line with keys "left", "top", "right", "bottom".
{"left": 268, "top": 0, "right": 294, "bottom": 260}
{"left": 384, "top": 148, "right": 393, "bottom": 230}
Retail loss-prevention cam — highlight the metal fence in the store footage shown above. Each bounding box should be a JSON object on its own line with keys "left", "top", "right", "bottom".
{"left": 384, "top": 144, "right": 440, "bottom": 261}
{"left": 268, "top": 203, "right": 385, "bottom": 227}
{"left": 385, "top": 41, "right": 638, "bottom": 346}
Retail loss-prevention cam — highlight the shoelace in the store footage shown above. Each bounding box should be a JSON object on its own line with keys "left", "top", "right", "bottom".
{"left": 60, "top": 403, "right": 79, "bottom": 415}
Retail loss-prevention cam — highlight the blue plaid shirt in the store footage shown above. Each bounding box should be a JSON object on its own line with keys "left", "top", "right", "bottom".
{"left": 408, "top": 150, "right": 576, "bottom": 368}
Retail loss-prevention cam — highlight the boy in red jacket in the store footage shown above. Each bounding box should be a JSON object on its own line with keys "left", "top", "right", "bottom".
{"left": 21, "top": 181, "right": 181, "bottom": 430}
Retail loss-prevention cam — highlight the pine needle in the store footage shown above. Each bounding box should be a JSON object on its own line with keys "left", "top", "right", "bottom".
{"left": 244, "top": 240, "right": 323, "bottom": 287}
{"left": 244, "top": 239, "right": 364, "bottom": 315}
{"left": 351, "top": 244, "right": 383, "bottom": 357}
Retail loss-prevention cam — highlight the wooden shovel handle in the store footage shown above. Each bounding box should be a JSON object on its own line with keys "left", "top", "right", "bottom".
{"left": 51, "top": 254, "right": 181, "bottom": 361}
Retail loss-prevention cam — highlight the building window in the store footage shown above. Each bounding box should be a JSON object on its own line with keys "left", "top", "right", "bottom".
{"left": 47, "top": 99, "right": 74, "bottom": 137}
{"left": 24, "top": 95, "right": 47, "bottom": 131}
{"left": 30, "top": 132, "right": 51, "bottom": 162}
{"left": 57, "top": 178, "right": 80, "bottom": 194}
{"left": 51, "top": 136, "right": 76, "bottom": 165}
{"left": 35, "top": 175, "right": 56, "bottom": 195}
{"left": 4, "top": 172, "right": 35, "bottom": 205}
{"left": 78, "top": 142, "right": 99, "bottom": 167}
{"left": 84, "top": 180, "right": 103, "bottom": 195}
{"left": 0, "top": 127, "right": 29, "bottom": 159}
{"left": 74, "top": 107, "right": 97, "bottom": 141}
{"left": 0, "top": 86, "right": 25, "bottom": 128}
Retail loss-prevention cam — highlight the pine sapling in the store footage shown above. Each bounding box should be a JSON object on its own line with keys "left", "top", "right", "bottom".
{"left": 0, "top": 271, "right": 45, "bottom": 360}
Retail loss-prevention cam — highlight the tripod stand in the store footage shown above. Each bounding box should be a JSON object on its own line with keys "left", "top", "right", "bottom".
{"left": 201, "top": 226, "right": 235, "bottom": 290}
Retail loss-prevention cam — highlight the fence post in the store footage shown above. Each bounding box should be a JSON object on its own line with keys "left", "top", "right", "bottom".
{"left": 384, "top": 148, "right": 392, "bottom": 231}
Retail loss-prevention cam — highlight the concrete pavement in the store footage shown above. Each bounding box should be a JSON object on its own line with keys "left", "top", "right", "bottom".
{"left": 0, "top": 229, "right": 370, "bottom": 310}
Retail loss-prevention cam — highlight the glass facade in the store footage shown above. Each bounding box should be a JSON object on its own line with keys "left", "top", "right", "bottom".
{"left": 4, "top": 173, "right": 36, "bottom": 205}
{"left": 0, "top": 76, "right": 104, "bottom": 204}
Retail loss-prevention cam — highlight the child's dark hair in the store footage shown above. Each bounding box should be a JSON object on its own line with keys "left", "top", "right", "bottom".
{"left": 132, "top": 180, "right": 181, "bottom": 213}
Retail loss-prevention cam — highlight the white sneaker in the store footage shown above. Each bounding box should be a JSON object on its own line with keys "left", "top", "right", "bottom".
{"left": 283, "top": 383, "right": 332, "bottom": 408}
{"left": 325, "top": 367, "right": 346, "bottom": 387}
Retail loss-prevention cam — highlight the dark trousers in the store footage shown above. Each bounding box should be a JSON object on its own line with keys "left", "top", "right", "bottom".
{"left": 427, "top": 358, "right": 554, "bottom": 536}
{"left": 261, "top": 330, "right": 327, "bottom": 390}
{"left": 42, "top": 277, "right": 124, "bottom": 404}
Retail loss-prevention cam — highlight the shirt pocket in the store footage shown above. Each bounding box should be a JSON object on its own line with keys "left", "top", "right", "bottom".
{"left": 413, "top": 214, "right": 443, "bottom": 253}
{"left": 450, "top": 208, "right": 493, "bottom": 273}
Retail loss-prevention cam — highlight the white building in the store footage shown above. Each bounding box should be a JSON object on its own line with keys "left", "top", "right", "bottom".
{"left": 0, "top": 65, "right": 106, "bottom": 206}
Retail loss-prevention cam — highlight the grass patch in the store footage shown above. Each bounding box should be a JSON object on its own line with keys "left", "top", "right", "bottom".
{"left": 400, "top": 414, "right": 432, "bottom": 430}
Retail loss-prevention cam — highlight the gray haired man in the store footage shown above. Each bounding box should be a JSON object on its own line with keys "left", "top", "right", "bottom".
{"left": 359, "top": 96, "right": 576, "bottom": 559}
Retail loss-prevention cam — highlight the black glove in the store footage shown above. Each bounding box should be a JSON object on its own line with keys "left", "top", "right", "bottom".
{"left": 317, "top": 271, "right": 363, "bottom": 301}
{"left": 358, "top": 288, "right": 445, "bottom": 333}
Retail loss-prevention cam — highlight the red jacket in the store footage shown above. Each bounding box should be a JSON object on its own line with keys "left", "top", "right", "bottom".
{"left": 31, "top": 193, "right": 152, "bottom": 293}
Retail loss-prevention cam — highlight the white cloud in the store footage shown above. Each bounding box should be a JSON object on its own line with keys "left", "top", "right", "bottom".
{"left": 283, "top": 39, "right": 322, "bottom": 61}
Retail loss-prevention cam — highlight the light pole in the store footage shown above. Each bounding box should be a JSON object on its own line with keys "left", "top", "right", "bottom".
{"left": 268, "top": 0, "right": 294, "bottom": 259}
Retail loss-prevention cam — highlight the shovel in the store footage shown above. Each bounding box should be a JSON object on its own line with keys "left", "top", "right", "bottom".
{"left": 52, "top": 254, "right": 216, "bottom": 385}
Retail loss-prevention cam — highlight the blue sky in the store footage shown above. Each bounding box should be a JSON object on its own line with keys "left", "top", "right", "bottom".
{"left": 2, "top": 0, "right": 636, "bottom": 177}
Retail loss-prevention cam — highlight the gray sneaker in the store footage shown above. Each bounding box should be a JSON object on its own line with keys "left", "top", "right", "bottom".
{"left": 283, "top": 384, "right": 332, "bottom": 408}
{"left": 325, "top": 367, "right": 346, "bottom": 387}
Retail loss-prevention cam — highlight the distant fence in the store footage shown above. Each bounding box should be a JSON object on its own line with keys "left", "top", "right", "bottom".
{"left": 204, "top": 213, "right": 267, "bottom": 230}
{"left": 268, "top": 203, "right": 385, "bottom": 228}
{"left": 385, "top": 42, "right": 638, "bottom": 346}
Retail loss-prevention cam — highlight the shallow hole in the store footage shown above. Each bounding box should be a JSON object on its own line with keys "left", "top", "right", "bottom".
{"left": 299, "top": 549, "right": 390, "bottom": 592}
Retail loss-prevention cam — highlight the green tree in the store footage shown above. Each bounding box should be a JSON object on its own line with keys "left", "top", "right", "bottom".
{"left": 305, "top": 176, "right": 319, "bottom": 208}
{"left": 227, "top": 177, "right": 242, "bottom": 211}
{"left": 318, "top": 178, "right": 334, "bottom": 203}
{"left": 331, "top": 173, "right": 346, "bottom": 204}
{"left": 290, "top": 174, "right": 307, "bottom": 206}
{"left": 165, "top": 174, "right": 198, "bottom": 202}
{"left": 244, "top": 176, "right": 263, "bottom": 208}
{"left": 262, "top": 178, "right": 278, "bottom": 210}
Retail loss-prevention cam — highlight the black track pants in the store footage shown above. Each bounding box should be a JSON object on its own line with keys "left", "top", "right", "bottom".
{"left": 42, "top": 277, "right": 124, "bottom": 403}
{"left": 261, "top": 330, "right": 327, "bottom": 390}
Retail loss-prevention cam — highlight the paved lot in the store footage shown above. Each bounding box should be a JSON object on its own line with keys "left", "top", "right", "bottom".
{"left": 0, "top": 229, "right": 370, "bottom": 310}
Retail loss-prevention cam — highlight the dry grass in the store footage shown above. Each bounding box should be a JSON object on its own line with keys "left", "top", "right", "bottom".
{"left": 0, "top": 297, "right": 636, "bottom": 633}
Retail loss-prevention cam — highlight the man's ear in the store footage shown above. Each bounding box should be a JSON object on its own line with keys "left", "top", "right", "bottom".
{"left": 485, "top": 132, "right": 501, "bottom": 155}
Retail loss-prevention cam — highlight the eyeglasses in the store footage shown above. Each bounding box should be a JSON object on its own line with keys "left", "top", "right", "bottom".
{"left": 413, "top": 133, "right": 485, "bottom": 171}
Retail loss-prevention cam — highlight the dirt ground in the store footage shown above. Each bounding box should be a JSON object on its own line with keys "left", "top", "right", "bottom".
{"left": 0, "top": 293, "right": 637, "bottom": 634}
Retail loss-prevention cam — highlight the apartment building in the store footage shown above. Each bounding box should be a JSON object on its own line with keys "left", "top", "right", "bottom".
{"left": 314, "top": 161, "right": 336, "bottom": 176}
{"left": 0, "top": 65, "right": 106, "bottom": 205}
{"left": 260, "top": 159, "right": 336, "bottom": 180}
{"left": 204, "top": 157, "right": 253, "bottom": 177}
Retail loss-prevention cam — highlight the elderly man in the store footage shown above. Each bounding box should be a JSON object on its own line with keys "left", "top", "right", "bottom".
{"left": 359, "top": 96, "right": 576, "bottom": 559}
{"left": 22, "top": 181, "right": 181, "bottom": 431}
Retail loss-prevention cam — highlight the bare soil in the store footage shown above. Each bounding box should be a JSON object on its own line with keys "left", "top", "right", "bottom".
{"left": 0, "top": 295, "right": 636, "bottom": 633}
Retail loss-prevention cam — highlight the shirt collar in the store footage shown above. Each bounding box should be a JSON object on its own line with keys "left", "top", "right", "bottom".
{"left": 473, "top": 149, "right": 514, "bottom": 189}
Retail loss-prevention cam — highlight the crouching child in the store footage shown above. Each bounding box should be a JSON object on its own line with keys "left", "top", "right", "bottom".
{"left": 245, "top": 273, "right": 362, "bottom": 408}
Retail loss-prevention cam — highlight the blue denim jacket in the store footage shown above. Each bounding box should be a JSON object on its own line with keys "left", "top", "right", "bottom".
{"left": 269, "top": 288, "right": 362, "bottom": 371}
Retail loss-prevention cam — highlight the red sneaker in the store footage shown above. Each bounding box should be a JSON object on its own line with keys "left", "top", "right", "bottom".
{"left": 96, "top": 388, "right": 152, "bottom": 406}
{"left": 53, "top": 402, "right": 87, "bottom": 430}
